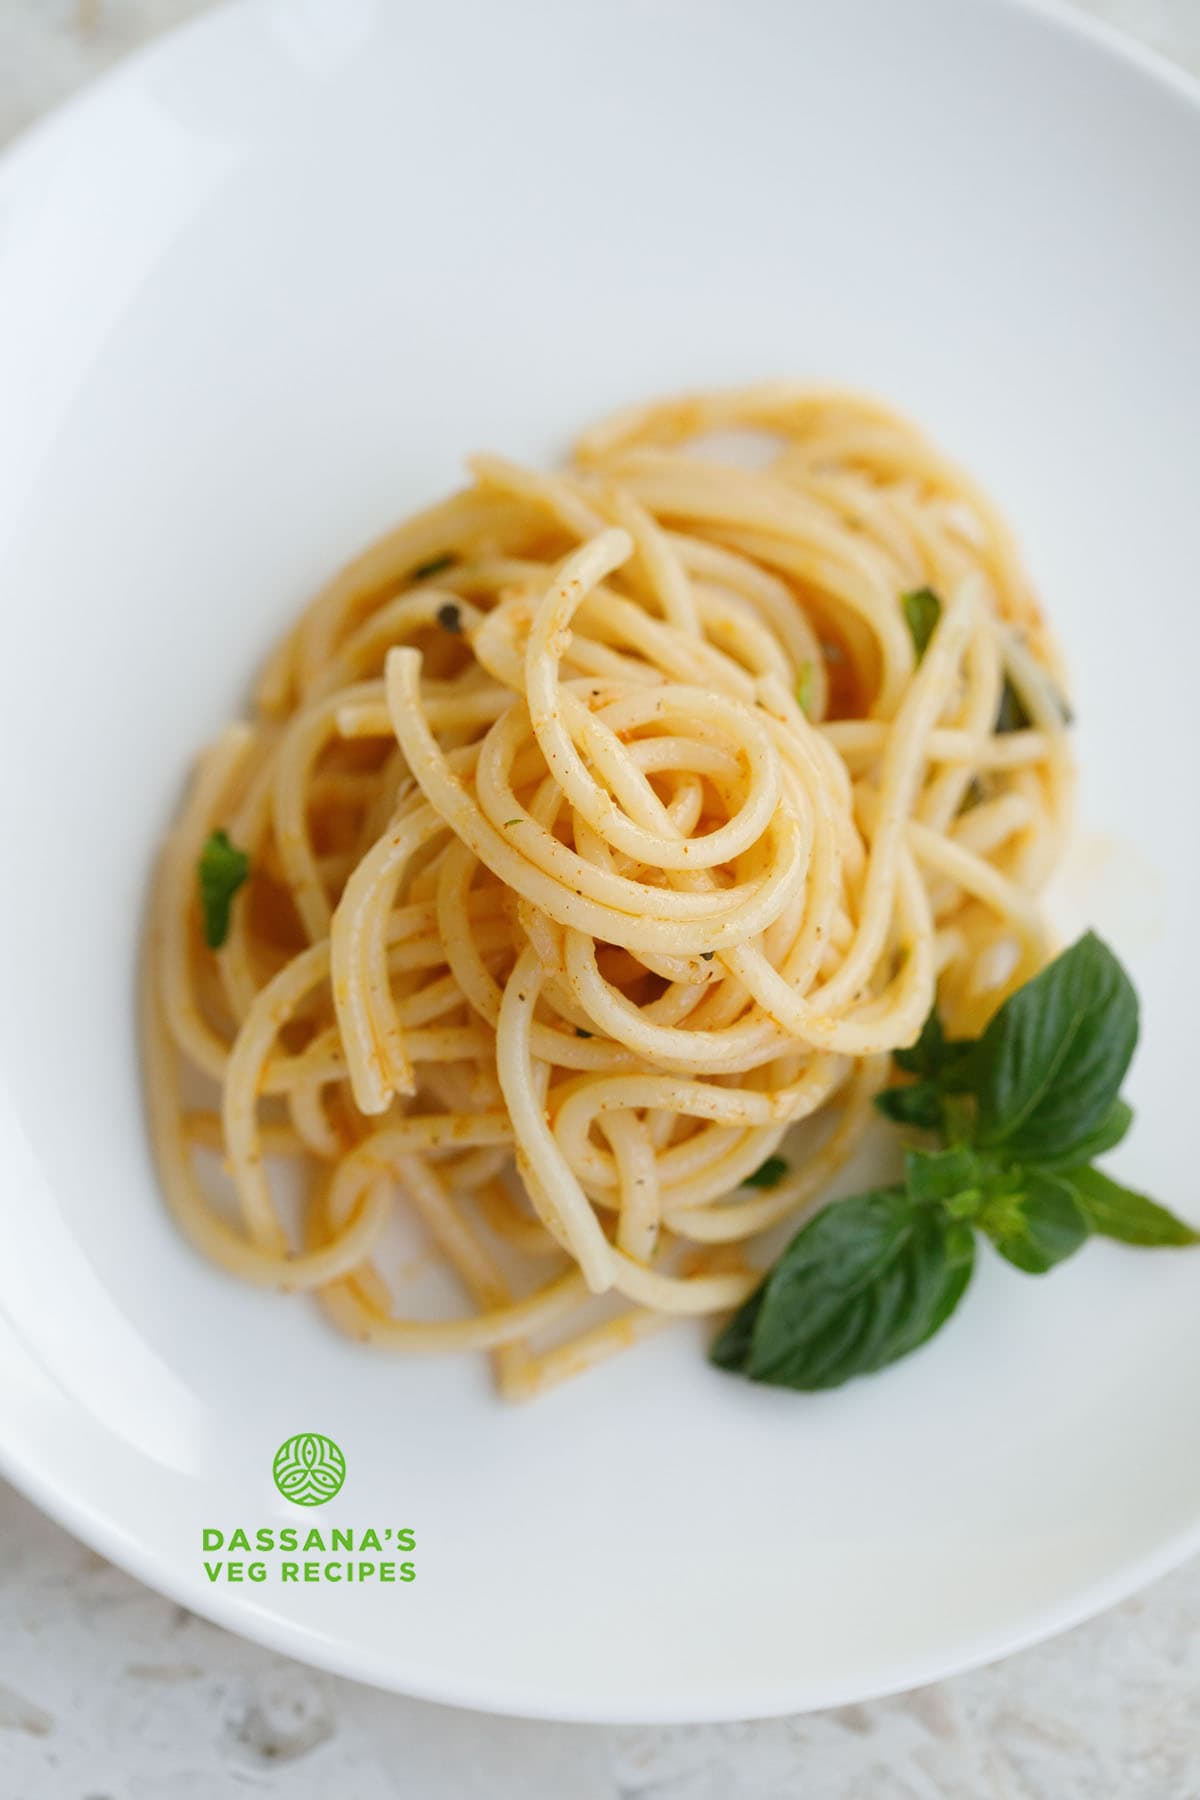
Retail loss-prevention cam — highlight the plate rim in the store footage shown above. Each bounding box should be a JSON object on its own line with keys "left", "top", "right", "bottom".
{"left": 5, "top": 1393, "right": 1200, "bottom": 1723}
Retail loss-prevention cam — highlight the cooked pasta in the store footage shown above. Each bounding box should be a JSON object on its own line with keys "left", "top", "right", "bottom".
{"left": 143, "top": 384, "right": 1072, "bottom": 1400}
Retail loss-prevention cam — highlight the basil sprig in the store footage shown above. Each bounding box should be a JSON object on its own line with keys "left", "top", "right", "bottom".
{"left": 711, "top": 934, "right": 1195, "bottom": 1392}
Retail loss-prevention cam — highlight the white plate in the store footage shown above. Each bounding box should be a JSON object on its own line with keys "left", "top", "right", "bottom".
{"left": 1, "top": 0, "right": 1199, "bottom": 1724}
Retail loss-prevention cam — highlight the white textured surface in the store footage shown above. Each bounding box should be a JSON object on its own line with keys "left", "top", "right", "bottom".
{"left": 4, "top": 1470, "right": 1200, "bottom": 1797}
{"left": 2, "top": 3, "right": 1199, "bottom": 1794}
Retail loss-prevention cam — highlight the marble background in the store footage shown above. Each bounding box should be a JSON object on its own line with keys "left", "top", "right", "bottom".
{"left": 2, "top": 3, "right": 1198, "bottom": 1795}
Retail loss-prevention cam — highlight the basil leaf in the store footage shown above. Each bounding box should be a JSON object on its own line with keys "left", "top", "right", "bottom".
{"left": 795, "top": 662, "right": 815, "bottom": 718}
{"left": 981, "top": 1170, "right": 1088, "bottom": 1274}
{"left": 893, "top": 1006, "right": 948, "bottom": 1075}
{"left": 874, "top": 1080, "right": 945, "bottom": 1132}
{"left": 742, "top": 1155, "right": 789, "bottom": 1191}
{"left": 1063, "top": 1166, "right": 1199, "bottom": 1248}
{"left": 1032, "top": 1098, "right": 1133, "bottom": 1172}
{"left": 878, "top": 1008, "right": 978, "bottom": 1134}
{"left": 713, "top": 1189, "right": 914, "bottom": 1380}
{"left": 709, "top": 1284, "right": 767, "bottom": 1372}
{"left": 712, "top": 1188, "right": 974, "bottom": 1391}
{"left": 910, "top": 1218, "right": 977, "bottom": 1358}
{"left": 894, "top": 1006, "right": 974, "bottom": 1087}
{"left": 901, "top": 587, "right": 941, "bottom": 660}
{"left": 905, "top": 1146, "right": 982, "bottom": 1209}
{"left": 197, "top": 830, "right": 250, "bottom": 950}
{"left": 969, "top": 933, "right": 1138, "bottom": 1163}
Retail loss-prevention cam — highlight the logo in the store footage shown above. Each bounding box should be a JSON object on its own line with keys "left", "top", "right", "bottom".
{"left": 200, "top": 1435, "right": 415, "bottom": 1586}
{"left": 272, "top": 1433, "right": 347, "bottom": 1507}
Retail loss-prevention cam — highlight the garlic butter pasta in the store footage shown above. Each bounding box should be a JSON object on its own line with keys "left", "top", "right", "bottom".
{"left": 144, "top": 385, "right": 1070, "bottom": 1400}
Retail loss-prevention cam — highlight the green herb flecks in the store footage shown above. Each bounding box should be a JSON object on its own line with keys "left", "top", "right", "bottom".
{"left": 795, "top": 662, "right": 815, "bottom": 719}
{"left": 197, "top": 829, "right": 251, "bottom": 950}
{"left": 996, "top": 675, "right": 1032, "bottom": 733}
{"left": 901, "top": 590, "right": 1072, "bottom": 739}
{"left": 411, "top": 553, "right": 455, "bottom": 582}
{"left": 901, "top": 586, "right": 942, "bottom": 660}
{"left": 711, "top": 933, "right": 1195, "bottom": 1392}
{"left": 742, "top": 1156, "right": 789, "bottom": 1191}
{"left": 996, "top": 672, "right": 1074, "bottom": 733}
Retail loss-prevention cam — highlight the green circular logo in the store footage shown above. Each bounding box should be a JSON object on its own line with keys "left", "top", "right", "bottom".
{"left": 272, "top": 1433, "right": 347, "bottom": 1507}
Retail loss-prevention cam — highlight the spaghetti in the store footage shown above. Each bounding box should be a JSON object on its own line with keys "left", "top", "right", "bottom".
{"left": 144, "top": 384, "right": 1072, "bottom": 1400}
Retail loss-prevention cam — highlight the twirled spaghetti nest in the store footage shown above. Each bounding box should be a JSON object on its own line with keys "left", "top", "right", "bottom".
{"left": 145, "top": 385, "right": 1071, "bottom": 1399}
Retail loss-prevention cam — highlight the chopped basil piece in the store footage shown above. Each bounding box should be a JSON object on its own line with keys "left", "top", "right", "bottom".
{"left": 901, "top": 586, "right": 941, "bottom": 660}
{"left": 411, "top": 553, "right": 455, "bottom": 581}
{"left": 197, "top": 830, "right": 250, "bottom": 950}
{"left": 742, "top": 1156, "right": 789, "bottom": 1190}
